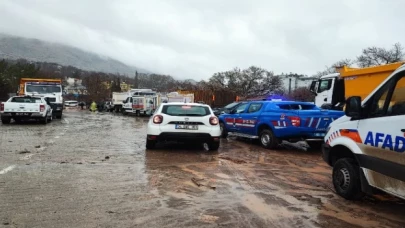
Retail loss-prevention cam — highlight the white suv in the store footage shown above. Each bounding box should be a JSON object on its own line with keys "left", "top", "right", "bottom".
{"left": 146, "top": 102, "right": 221, "bottom": 150}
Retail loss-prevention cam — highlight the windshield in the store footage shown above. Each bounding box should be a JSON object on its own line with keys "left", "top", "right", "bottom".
{"left": 26, "top": 85, "right": 62, "bottom": 94}
{"left": 162, "top": 105, "right": 210, "bottom": 116}
{"left": 224, "top": 102, "right": 240, "bottom": 109}
{"left": 11, "top": 97, "right": 42, "bottom": 103}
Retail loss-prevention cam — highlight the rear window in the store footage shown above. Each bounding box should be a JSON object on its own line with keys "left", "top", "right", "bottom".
{"left": 162, "top": 105, "right": 210, "bottom": 116}
{"left": 11, "top": 97, "right": 42, "bottom": 103}
{"left": 277, "top": 104, "right": 318, "bottom": 110}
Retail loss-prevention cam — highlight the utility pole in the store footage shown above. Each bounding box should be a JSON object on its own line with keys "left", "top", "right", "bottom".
{"left": 288, "top": 78, "right": 292, "bottom": 95}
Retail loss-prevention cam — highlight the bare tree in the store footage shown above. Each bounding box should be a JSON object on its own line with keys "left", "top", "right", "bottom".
{"left": 314, "top": 59, "right": 354, "bottom": 77}
{"left": 357, "top": 43, "right": 404, "bottom": 67}
{"left": 289, "top": 87, "right": 315, "bottom": 102}
{"left": 82, "top": 73, "right": 110, "bottom": 102}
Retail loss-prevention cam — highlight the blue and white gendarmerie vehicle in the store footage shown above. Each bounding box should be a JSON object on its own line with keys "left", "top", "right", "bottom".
{"left": 218, "top": 98, "right": 345, "bottom": 149}
{"left": 323, "top": 64, "right": 405, "bottom": 200}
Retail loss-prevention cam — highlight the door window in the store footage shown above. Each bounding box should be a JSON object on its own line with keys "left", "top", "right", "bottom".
{"left": 234, "top": 103, "right": 249, "bottom": 114}
{"left": 317, "top": 79, "right": 332, "bottom": 93}
{"left": 367, "top": 73, "right": 405, "bottom": 118}
{"left": 387, "top": 76, "right": 405, "bottom": 116}
{"left": 247, "top": 103, "right": 263, "bottom": 113}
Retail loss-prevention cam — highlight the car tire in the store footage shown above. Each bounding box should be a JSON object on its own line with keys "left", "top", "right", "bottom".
{"left": 146, "top": 139, "right": 156, "bottom": 149}
{"left": 40, "top": 116, "right": 48, "bottom": 124}
{"left": 332, "top": 158, "right": 364, "bottom": 200}
{"left": 219, "top": 122, "right": 228, "bottom": 138}
{"left": 259, "top": 129, "right": 279, "bottom": 149}
{"left": 1, "top": 118, "right": 11, "bottom": 124}
{"left": 48, "top": 114, "right": 53, "bottom": 122}
{"left": 307, "top": 141, "right": 323, "bottom": 150}
{"left": 56, "top": 114, "right": 62, "bottom": 119}
{"left": 208, "top": 141, "right": 220, "bottom": 151}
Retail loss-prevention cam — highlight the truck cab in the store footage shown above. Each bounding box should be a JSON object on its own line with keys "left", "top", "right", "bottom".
{"left": 19, "top": 78, "right": 64, "bottom": 119}
{"left": 323, "top": 64, "right": 405, "bottom": 200}
{"left": 310, "top": 73, "right": 344, "bottom": 110}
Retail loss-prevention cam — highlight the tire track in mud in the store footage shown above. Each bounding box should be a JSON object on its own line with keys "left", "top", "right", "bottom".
{"left": 0, "top": 117, "right": 70, "bottom": 174}
{"left": 216, "top": 159, "right": 319, "bottom": 228}
{"left": 216, "top": 141, "right": 405, "bottom": 228}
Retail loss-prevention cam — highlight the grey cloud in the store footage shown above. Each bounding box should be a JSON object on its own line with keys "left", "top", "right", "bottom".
{"left": 0, "top": 0, "right": 404, "bottom": 80}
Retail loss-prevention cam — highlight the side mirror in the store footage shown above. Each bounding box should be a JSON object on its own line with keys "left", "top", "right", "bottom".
{"left": 149, "top": 100, "right": 154, "bottom": 104}
{"left": 345, "top": 96, "right": 362, "bottom": 118}
{"left": 230, "top": 109, "right": 237, "bottom": 114}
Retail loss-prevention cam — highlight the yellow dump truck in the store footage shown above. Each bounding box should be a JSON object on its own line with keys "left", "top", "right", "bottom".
{"left": 310, "top": 62, "right": 405, "bottom": 110}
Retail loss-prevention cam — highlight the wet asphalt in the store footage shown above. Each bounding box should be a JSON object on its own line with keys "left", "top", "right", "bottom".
{"left": 0, "top": 109, "right": 404, "bottom": 228}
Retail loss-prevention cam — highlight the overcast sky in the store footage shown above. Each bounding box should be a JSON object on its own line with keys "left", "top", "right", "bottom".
{"left": 0, "top": 0, "right": 403, "bottom": 80}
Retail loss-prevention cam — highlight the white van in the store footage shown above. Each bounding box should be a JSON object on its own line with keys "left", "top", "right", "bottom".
{"left": 323, "top": 64, "right": 405, "bottom": 200}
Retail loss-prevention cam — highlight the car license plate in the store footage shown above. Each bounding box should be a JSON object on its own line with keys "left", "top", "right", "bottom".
{"left": 15, "top": 112, "right": 30, "bottom": 116}
{"left": 176, "top": 124, "right": 198, "bottom": 130}
{"left": 314, "top": 132, "right": 325, "bottom": 137}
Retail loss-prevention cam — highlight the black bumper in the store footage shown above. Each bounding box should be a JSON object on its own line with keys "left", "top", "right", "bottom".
{"left": 148, "top": 133, "right": 220, "bottom": 143}
{"left": 322, "top": 143, "right": 331, "bottom": 165}
{"left": 51, "top": 103, "right": 63, "bottom": 113}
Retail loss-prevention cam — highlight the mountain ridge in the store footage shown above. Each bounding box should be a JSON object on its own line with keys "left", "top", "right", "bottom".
{"left": 0, "top": 33, "right": 150, "bottom": 76}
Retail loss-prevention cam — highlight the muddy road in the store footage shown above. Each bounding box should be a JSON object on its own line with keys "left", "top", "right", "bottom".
{"left": 0, "top": 110, "right": 404, "bottom": 228}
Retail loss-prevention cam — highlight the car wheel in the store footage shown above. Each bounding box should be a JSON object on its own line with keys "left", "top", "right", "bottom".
{"left": 259, "top": 129, "right": 279, "bottom": 149}
{"left": 208, "top": 141, "right": 220, "bottom": 151}
{"left": 332, "top": 158, "right": 364, "bottom": 200}
{"left": 146, "top": 139, "right": 156, "bottom": 149}
{"left": 219, "top": 122, "right": 228, "bottom": 138}
{"left": 41, "top": 116, "right": 48, "bottom": 124}
{"left": 48, "top": 114, "right": 53, "bottom": 122}
{"left": 307, "top": 141, "right": 323, "bottom": 150}
{"left": 1, "top": 118, "right": 11, "bottom": 124}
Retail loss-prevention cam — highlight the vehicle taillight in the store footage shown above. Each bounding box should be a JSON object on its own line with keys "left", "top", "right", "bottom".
{"left": 209, "top": 116, "right": 219, "bottom": 125}
{"left": 40, "top": 104, "right": 45, "bottom": 112}
{"left": 153, "top": 115, "right": 163, "bottom": 124}
{"left": 0, "top": 103, "right": 4, "bottom": 112}
{"left": 288, "top": 116, "right": 301, "bottom": 127}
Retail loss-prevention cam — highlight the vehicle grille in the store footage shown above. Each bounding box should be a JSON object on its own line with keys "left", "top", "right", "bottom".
{"left": 168, "top": 121, "right": 204, "bottom": 125}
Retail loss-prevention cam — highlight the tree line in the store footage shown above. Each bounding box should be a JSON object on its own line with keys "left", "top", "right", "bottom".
{"left": 1, "top": 42, "right": 403, "bottom": 102}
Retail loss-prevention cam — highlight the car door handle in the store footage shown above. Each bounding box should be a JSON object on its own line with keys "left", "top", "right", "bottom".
{"left": 401, "top": 129, "right": 405, "bottom": 132}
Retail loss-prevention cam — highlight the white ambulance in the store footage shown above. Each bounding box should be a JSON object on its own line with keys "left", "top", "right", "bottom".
{"left": 323, "top": 64, "right": 405, "bottom": 200}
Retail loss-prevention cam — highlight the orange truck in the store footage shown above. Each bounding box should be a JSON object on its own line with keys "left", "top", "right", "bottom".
{"left": 18, "top": 78, "right": 64, "bottom": 119}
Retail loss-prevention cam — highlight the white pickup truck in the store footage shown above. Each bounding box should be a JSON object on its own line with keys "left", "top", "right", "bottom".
{"left": 0, "top": 96, "right": 53, "bottom": 124}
